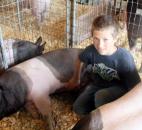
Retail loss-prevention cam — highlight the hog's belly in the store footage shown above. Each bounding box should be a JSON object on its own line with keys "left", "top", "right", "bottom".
{"left": 14, "top": 57, "right": 64, "bottom": 95}
{"left": 107, "top": 113, "right": 142, "bottom": 130}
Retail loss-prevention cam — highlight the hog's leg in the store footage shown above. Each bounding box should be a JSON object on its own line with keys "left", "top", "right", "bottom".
{"left": 25, "top": 101, "right": 40, "bottom": 118}
{"left": 32, "top": 93, "right": 55, "bottom": 130}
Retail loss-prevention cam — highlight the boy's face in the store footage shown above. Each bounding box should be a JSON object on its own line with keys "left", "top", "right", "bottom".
{"left": 92, "top": 27, "right": 116, "bottom": 55}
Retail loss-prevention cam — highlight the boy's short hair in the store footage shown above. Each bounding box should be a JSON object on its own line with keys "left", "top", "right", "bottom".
{"left": 91, "top": 15, "right": 119, "bottom": 37}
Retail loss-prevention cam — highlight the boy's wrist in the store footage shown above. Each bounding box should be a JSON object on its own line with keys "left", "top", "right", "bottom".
{"left": 86, "top": 64, "right": 95, "bottom": 73}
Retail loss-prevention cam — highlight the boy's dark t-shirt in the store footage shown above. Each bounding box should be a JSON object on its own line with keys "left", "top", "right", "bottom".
{"left": 79, "top": 44, "right": 141, "bottom": 90}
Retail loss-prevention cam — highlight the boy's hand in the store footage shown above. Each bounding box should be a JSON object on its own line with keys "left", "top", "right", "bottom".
{"left": 86, "top": 64, "right": 93, "bottom": 73}
{"left": 79, "top": 64, "right": 93, "bottom": 88}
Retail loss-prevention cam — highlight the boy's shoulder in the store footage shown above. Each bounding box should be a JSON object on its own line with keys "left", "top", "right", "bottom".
{"left": 117, "top": 47, "right": 131, "bottom": 56}
{"left": 85, "top": 44, "right": 94, "bottom": 49}
{"left": 117, "top": 47, "right": 133, "bottom": 61}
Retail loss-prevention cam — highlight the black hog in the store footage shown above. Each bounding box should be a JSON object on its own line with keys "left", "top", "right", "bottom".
{"left": 127, "top": 0, "right": 142, "bottom": 49}
{"left": 0, "top": 36, "right": 45, "bottom": 73}
{"left": 0, "top": 48, "right": 83, "bottom": 129}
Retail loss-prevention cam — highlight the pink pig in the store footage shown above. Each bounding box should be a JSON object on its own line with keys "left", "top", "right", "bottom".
{"left": 21, "top": 0, "right": 50, "bottom": 23}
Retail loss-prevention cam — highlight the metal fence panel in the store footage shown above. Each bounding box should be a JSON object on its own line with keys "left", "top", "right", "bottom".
{"left": 0, "top": 0, "right": 67, "bottom": 51}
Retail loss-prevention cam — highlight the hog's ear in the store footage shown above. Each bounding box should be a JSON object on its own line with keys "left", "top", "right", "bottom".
{"left": 39, "top": 41, "right": 46, "bottom": 52}
{"left": 35, "top": 36, "right": 42, "bottom": 46}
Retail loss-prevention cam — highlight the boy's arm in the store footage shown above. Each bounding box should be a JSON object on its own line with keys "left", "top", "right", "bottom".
{"left": 78, "top": 62, "right": 84, "bottom": 84}
{"left": 124, "top": 68, "right": 141, "bottom": 90}
{"left": 120, "top": 51, "right": 141, "bottom": 90}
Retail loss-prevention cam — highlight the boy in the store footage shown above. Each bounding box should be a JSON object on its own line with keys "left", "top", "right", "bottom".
{"left": 73, "top": 15, "right": 141, "bottom": 115}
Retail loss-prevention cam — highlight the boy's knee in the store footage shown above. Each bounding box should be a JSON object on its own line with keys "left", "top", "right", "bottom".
{"left": 95, "top": 89, "right": 112, "bottom": 108}
{"left": 73, "top": 102, "right": 89, "bottom": 115}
